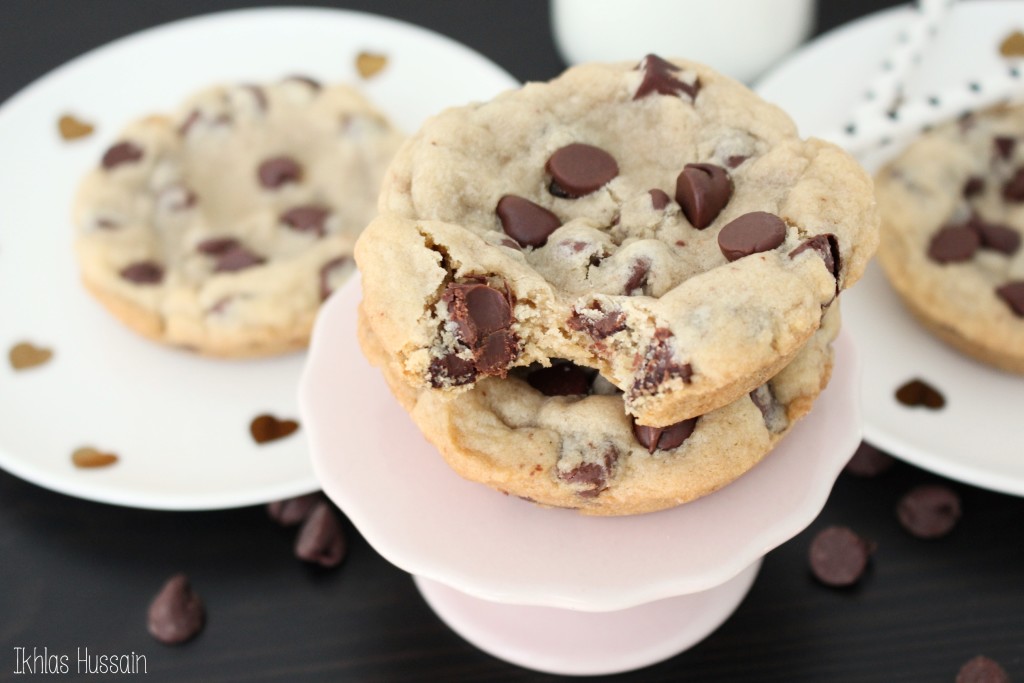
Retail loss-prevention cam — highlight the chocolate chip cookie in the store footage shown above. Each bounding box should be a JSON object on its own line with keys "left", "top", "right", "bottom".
{"left": 74, "top": 78, "right": 403, "bottom": 356}
{"left": 875, "top": 105, "right": 1024, "bottom": 373}
{"left": 358, "top": 302, "right": 840, "bottom": 516}
{"left": 356, "top": 56, "right": 877, "bottom": 425}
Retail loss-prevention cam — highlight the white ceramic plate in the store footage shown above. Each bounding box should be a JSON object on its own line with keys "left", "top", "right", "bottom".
{"left": 757, "top": 1, "right": 1024, "bottom": 497}
{"left": 301, "top": 276, "right": 861, "bottom": 612}
{"left": 0, "top": 7, "right": 518, "bottom": 510}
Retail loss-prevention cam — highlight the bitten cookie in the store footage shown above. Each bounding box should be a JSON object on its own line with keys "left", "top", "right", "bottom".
{"left": 359, "top": 303, "right": 839, "bottom": 516}
{"left": 875, "top": 105, "right": 1024, "bottom": 373}
{"left": 356, "top": 55, "right": 877, "bottom": 425}
{"left": 74, "top": 78, "right": 404, "bottom": 357}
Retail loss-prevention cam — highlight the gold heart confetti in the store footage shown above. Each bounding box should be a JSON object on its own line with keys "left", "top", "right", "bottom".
{"left": 72, "top": 447, "right": 119, "bottom": 469}
{"left": 999, "top": 30, "right": 1024, "bottom": 57}
{"left": 9, "top": 342, "right": 53, "bottom": 370}
{"left": 356, "top": 51, "right": 388, "bottom": 79}
{"left": 250, "top": 414, "right": 300, "bottom": 444}
{"left": 58, "top": 114, "right": 95, "bottom": 140}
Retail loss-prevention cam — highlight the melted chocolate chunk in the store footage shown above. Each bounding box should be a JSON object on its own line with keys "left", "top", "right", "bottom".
{"left": 649, "top": 188, "right": 670, "bottom": 210}
{"left": 897, "top": 484, "right": 961, "bottom": 539}
{"left": 527, "top": 363, "right": 592, "bottom": 396}
{"left": 258, "top": 156, "right": 302, "bottom": 189}
{"left": 631, "top": 328, "right": 692, "bottom": 396}
{"left": 102, "top": 141, "right": 143, "bottom": 169}
{"left": 196, "top": 237, "right": 239, "bottom": 255}
{"left": 1002, "top": 167, "right": 1024, "bottom": 201}
{"left": 428, "top": 352, "right": 477, "bottom": 387}
{"left": 624, "top": 258, "right": 651, "bottom": 295}
{"left": 558, "top": 447, "right": 618, "bottom": 498}
{"left": 963, "top": 176, "right": 985, "bottom": 197}
{"left": 545, "top": 143, "right": 619, "bottom": 197}
{"left": 895, "top": 378, "right": 945, "bottom": 409}
{"left": 496, "top": 195, "right": 561, "bottom": 247}
{"left": 213, "top": 245, "right": 266, "bottom": 273}
{"left": 634, "top": 54, "right": 699, "bottom": 100}
{"left": 435, "top": 282, "right": 518, "bottom": 382}
{"left": 789, "top": 233, "right": 841, "bottom": 280}
{"left": 631, "top": 416, "right": 697, "bottom": 453}
{"left": 568, "top": 303, "right": 626, "bottom": 340}
{"left": 718, "top": 212, "right": 787, "bottom": 261}
{"left": 994, "top": 135, "right": 1016, "bottom": 160}
{"left": 809, "top": 526, "right": 874, "bottom": 587}
{"left": 974, "top": 220, "right": 1021, "bottom": 255}
{"left": 927, "top": 225, "right": 979, "bottom": 263}
{"left": 120, "top": 261, "right": 163, "bottom": 285}
{"left": 675, "top": 163, "right": 733, "bottom": 229}
{"left": 281, "top": 205, "right": 331, "bottom": 237}
{"left": 726, "top": 155, "right": 749, "bottom": 168}
{"left": 996, "top": 280, "right": 1024, "bottom": 316}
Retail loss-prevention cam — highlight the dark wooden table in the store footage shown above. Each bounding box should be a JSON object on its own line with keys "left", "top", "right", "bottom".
{"left": 2, "top": 1, "right": 1022, "bottom": 681}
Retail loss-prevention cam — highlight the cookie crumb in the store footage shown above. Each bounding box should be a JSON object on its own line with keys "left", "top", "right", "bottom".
{"left": 72, "top": 447, "right": 119, "bottom": 468}
{"left": 58, "top": 114, "right": 95, "bottom": 140}
{"left": 999, "top": 30, "right": 1024, "bottom": 57}
{"left": 9, "top": 342, "right": 53, "bottom": 370}
{"left": 356, "top": 51, "right": 388, "bottom": 79}
{"left": 250, "top": 414, "right": 300, "bottom": 444}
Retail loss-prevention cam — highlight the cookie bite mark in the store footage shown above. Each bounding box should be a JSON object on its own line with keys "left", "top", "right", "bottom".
{"left": 634, "top": 54, "right": 700, "bottom": 101}
{"left": 631, "top": 328, "right": 693, "bottom": 398}
{"left": 120, "top": 261, "right": 164, "bottom": 285}
{"left": 631, "top": 416, "right": 697, "bottom": 453}
{"left": 556, "top": 442, "right": 619, "bottom": 498}
{"left": 496, "top": 195, "right": 561, "bottom": 247}
{"left": 675, "top": 163, "right": 732, "bottom": 229}
{"left": 545, "top": 143, "right": 619, "bottom": 198}
{"left": 430, "top": 281, "right": 520, "bottom": 387}
{"left": 996, "top": 281, "right": 1024, "bottom": 316}
{"left": 718, "top": 211, "right": 787, "bottom": 261}
{"left": 258, "top": 156, "right": 303, "bottom": 189}
{"left": 102, "top": 141, "right": 143, "bottom": 169}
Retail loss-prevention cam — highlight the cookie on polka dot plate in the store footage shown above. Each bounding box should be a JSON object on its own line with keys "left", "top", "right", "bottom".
{"left": 356, "top": 55, "right": 878, "bottom": 426}
{"left": 73, "top": 78, "right": 404, "bottom": 357}
{"left": 874, "top": 104, "right": 1024, "bottom": 373}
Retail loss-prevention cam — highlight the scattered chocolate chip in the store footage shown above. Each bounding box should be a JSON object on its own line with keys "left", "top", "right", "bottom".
{"left": 319, "top": 256, "right": 350, "bottom": 301}
{"left": 809, "top": 526, "right": 874, "bottom": 587}
{"left": 9, "top": 342, "right": 53, "bottom": 370}
{"left": 624, "top": 258, "right": 651, "bottom": 295}
{"left": 631, "top": 416, "right": 697, "bottom": 453}
{"left": 844, "top": 442, "right": 895, "bottom": 477}
{"left": 545, "top": 143, "right": 619, "bottom": 197}
{"left": 789, "top": 233, "right": 841, "bottom": 280}
{"left": 974, "top": 220, "right": 1021, "bottom": 255}
{"left": 102, "top": 141, "right": 143, "bottom": 169}
{"left": 895, "top": 378, "right": 945, "bottom": 409}
{"left": 1002, "top": 167, "right": 1024, "bottom": 201}
{"left": 58, "top": 114, "right": 94, "bottom": 140}
{"left": 963, "top": 176, "right": 985, "bottom": 197}
{"left": 295, "top": 502, "right": 347, "bottom": 567}
{"left": 281, "top": 205, "right": 331, "bottom": 237}
{"left": 196, "top": 237, "right": 240, "bottom": 256}
{"left": 726, "top": 155, "right": 749, "bottom": 168}
{"left": 957, "top": 655, "right": 1011, "bottom": 683}
{"left": 631, "top": 328, "right": 693, "bottom": 396}
{"left": 558, "top": 447, "right": 618, "bottom": 498}
{"left": 258, "top": 156, "right": 302, "bottom": 189}
{"left": 496, "top": 195, "right": 561, "bottom": 247}
{"left": 897, "top": 484, "right": 961, "bottom": 539}
{"left": 355, "top": 51, "right": 388, "bottom": 79}
{"left": 250, "top": 414, "right": 300, "bottom": 444}
{"left": 675, "top": 163, "right": 733, "bottom": 229}
{"left": 634, "top": 54, "right": 699, "bottom": 100}
{"left": 527, "top": 363, "right": 591, "bottom": 396}
{"left": 71, "top": 447, "right": 118, "bottom": 469}
{"left": 568, "top": 303, "right": 626, "bottom": 340}
{"left": 213, "top": 245, "right": 266, "bottom": 273}
{"left": 928, "top": 225, "right": 980, "bottom": 263}
{"left": 120, "top": 261, "right": 164, "bottom": 285}
{"left": 718, "top": 212, "right": 787, "bottom": 262}
{"left": 994, "top": 135, "right": 1016, "bottom": 160}
{"left": 996, "top": 280, "right": 1024, "bottom": 316}
{"left": 649, "top": 188, "right": 670, "bottom": 210}
{"left": 147, "top": 574, "right": 205, "bottom": 645}
{"left": 284, "top": 74, "right": 322, "bottom": 90}
{"left": 267, "top": 493, "right": 322, "bottom": 526}
{"left": 428, "top": 352, "right": 477, "bottom": 387}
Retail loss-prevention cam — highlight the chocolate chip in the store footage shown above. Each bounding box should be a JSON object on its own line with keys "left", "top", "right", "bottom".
{"left": 624, "top": 258, "right": 651, "bottom": 295}
{"left": 634, "top": 54, "right": 699, "bottom": 100}
{"left": 994, "top": 135, "right": 1016, "bottom": 160}
{"left": 281, "top": 205, "right": 330, "bottom": 237}
{"left": 895, "top": 378, "right": 945, "bottom": 409}
{"left": 974, "top": 220, "right": 1021, "bottom": 255}
{"left": 1002, "top": 167, "right": 1024, "bottom": 201}
{"left": 928, "top": 225, "right": 980, "bottom": 263}
{"left": 631, "top": 416, "right": 697, "bottom": 453}
{"left": 527, "top": 363, "right": 591, "bottom": 396}
{"left": 558, "top": 447, "right": 618, "bottom": 498}
{"left": 250, "top": 414, "right": 299, "bottom": 444}
{"left": 120, "top": 261, "right": 163, "bottom": 285}
{"left": 196, "top": 237, "right": 239, "bottom": 256}
{"left": 439, "top": 282, "right": 518, "bottom": 380}
{"left": 545, "top": 143, "right": 619, "bottom": 197}
{"left": 568, "top": 303, "right": 626, "bottom": 340}
{"left": 428, "top": 352, "right": 477, "bottom": 387}
{"left": 897, "top": 484, "right": 961, "bottom": 539}
{"left": 963, "top": 176, "right": 985, "bottom": 197}
{"left": 258, "top": 156, "right": 302, "bottom": 189}
{"left": 475, "top": 329, "right": 519, "bottom": 375}
{"left": 496, "top": 195, "right": 561, "bottom": 247}
{"left": 319, "top": 256, "right": 349, "bottom": 301}
{"left": 809, "top": 526, "right": 874, "bottom": 587}
{"left": 101, "top": 141, "right": 143, "bottom": 169}
{"left": 956, "top": 656, "right": 1011, "bottom": 683}
{"left": 749, "top": 384, "right": 787, "bottom": 433}
{"left": 147, "top": 574, "right": 205, "bottom": 645}
{"left": 675, "top": 163, "right": 733, "bottom": 229}
{"left": 789, "top": 233, "right": 841, "bottom": 279}
{"left": 996, "top": 280, "right": 1024, "bottom": 316}
{"left": 548, "top": 179, "right": 572, "bottom": 198}
{"left": 718, "top": 212, "right": 787, "bottom": 262}
{"left": 649, "top": 188, "right": 670, "bottom": 210}
{"left": 295, "top": 502, "right": 347, "bottom": 567}
{"left": 631, "top": 328, "right": 693, "bottom": 396}
{"left": 267, "top": 493, "right": 321, "bottom": 526}
{"left": 844, "top": 442, "right": 895, "bottom": 477}
{"left": 726, "top": 155, "right": 749, "bottom": 168}
{"left": 214, "top": 245, "right": 266, "bottom": 273}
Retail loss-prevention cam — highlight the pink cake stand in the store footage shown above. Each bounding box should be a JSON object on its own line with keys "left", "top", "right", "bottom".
{"left": 299, "top": 277, "right": 862, "bottom": 676}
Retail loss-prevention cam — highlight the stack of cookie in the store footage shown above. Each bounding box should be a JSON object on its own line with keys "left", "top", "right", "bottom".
{"left": 355, "top": 56, "right": 879, "bottom": 515}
